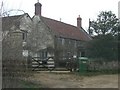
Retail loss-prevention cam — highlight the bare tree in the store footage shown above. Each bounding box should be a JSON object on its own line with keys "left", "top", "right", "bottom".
{"left": 0, "top": 1, "right": 3, "bottom": 16}
{"left": 0, "top": 1, "right": 25, "bottom": 17}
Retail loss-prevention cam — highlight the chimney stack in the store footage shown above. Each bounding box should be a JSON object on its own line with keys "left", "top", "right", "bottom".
{"left": 35, "top": 1, "right": 42, "bottom": 16}
{"left": 77, "top": 15, "right": 82, "bottom": 28}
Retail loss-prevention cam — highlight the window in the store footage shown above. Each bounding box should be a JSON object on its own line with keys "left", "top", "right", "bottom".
{"left": 81, "top": 51, "right": 85, "bottom": 57}
{"left": 39, "top": 50, "right": 47, "bottom": 59}
{"left": 22, "top": 32, "right": 27, "bottom": 40}
{"left": 62, "top": 38, "right": 65, "bottom": 45}
{"left": 57, "top": 37, "right": 65, "bottom": 45}
{"left": 57, "top": 37, "right": 61, "bottom": 44}
{"left": 74, "top": 40, "right": 77, "bottom": 48}
{"left": 68, "top": 39, "right": 71, "bottom": 44}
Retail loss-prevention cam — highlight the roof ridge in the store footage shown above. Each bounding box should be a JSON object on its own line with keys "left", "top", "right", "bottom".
{"left": 2, "top": 14, "right": 24, "bottom": 18}
{"left": 41, "top": 16, "right": 78, "bottom": 29}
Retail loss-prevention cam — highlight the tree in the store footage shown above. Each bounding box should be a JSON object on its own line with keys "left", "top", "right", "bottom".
{"left": 87, "top": 11, "right": 119, "bottom": 61}
{"left": 89, "top": 11, "right": 119, "bottom": 36}
{"left": 87, "top": 34, "right": 118, "bottom": 60}
{"left": 0, "top": 1, "right": 25, "bottom": 17}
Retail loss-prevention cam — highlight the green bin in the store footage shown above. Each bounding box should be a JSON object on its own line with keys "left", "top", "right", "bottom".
{"left": 78, "top": 57, "right": 88, "bottom": 73}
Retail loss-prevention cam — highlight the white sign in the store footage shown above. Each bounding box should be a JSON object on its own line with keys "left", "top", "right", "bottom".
{"left": 23, "top": 50, "right": 28, "bottom": 57}
{"left": 73, "top": 55, "right": 77, "bottom": 58}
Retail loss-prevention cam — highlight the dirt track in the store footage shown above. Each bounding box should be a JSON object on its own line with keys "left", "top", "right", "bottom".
{"left": 25, "top": 71, "right": 118, "bottom": 88}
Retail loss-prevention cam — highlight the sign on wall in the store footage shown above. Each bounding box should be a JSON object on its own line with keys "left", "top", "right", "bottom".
{"left": 23, "top": 50, "right": 28, "bottom": 57}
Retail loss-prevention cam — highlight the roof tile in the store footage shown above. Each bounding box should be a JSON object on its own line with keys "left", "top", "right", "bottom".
{"left": 41, "top": 16, "right": 92, "bottom": 41}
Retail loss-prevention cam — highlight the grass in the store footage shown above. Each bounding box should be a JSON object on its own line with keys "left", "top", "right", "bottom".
{"left": 17, "top": 79, "right": 42, "bottom": 88}
{"left": 2, "top": 76, "right": 43, "bottom": 88}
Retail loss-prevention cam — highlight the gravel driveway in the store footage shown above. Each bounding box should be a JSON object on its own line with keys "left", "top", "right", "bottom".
{"left": 24, "top": 71, "right": 118, "bottom": 88}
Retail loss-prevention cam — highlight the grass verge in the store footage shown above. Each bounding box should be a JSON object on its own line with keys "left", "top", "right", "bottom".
{"left": 2, "top": 77, "right": 42, "bottom": 88}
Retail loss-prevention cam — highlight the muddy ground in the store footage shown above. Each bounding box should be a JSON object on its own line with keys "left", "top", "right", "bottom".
{"left": 23, "top": 71, "right": 119, "bottom": 88}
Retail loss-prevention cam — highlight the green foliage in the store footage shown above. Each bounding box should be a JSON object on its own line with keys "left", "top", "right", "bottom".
{"left": 87, "top": 34, "right": 118, "bottom": 61}
{"left": 90, "top": 11, "right": 119, "bottom": 35}
{"left": 18, "top": 79, "right": 42, "bottom": 88}
{"left": 87, "top": 11, "right": 119, "bottom": 61}
{"left": 2, "top": 77, "right": 42, "bottom": 88}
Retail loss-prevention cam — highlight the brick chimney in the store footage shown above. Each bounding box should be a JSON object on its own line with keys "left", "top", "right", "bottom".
{"left": 77, "top": 15, "right": 82, "bottom": 28}
{"left": 35, "top": 1, "right": 42, "bottom": 16}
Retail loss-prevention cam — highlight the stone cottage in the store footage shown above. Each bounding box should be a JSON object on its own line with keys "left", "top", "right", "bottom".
{"left": 2, "top": 1, "right": 92, "bottom": 68}
{"left": 31, "top": 1, "right": 92, "bottom": 67}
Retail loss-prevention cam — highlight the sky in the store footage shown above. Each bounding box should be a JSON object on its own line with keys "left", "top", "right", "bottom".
{"left": 0, "top": 0, "right": 120, "bottom": 30}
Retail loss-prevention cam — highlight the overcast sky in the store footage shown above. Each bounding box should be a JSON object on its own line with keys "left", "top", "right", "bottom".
{"left": 1, "top": 0, "right": 120, "bottom": 30}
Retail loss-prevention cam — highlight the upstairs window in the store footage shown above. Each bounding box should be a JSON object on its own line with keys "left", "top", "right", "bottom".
{"left": 22, "top": 32, "right": 27, "bottom": 40}
{"left": 61, "top": 38, "right": 65, "bottom": 45}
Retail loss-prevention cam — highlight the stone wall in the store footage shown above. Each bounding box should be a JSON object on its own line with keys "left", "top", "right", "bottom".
{"left": 2, "top": 31, "right": 23, "bottom": 60}
{"left": 30, "top": 16, "right": 54, "bottom": 55}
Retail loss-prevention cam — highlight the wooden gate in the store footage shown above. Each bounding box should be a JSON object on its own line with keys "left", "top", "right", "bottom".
{"left": 32, "top": 57, "right": 55, "bottom": 71}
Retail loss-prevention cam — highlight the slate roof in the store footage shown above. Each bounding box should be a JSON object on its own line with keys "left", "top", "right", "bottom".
{"left": 2, "top": 14, "right": 23, "bottom": 31}
{"left": 41, "top": 16, "right": 92, "bottom": 41}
